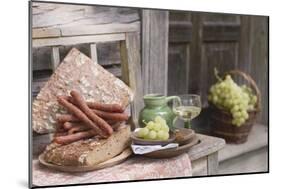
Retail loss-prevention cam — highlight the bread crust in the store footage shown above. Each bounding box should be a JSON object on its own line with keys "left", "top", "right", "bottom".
{"left": 43, "top": 125, "right": 131, "bottom": 166}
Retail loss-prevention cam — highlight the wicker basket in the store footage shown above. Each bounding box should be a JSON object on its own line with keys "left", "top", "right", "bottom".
{"left": 209, "top": 70, "right": 261, "bottom": 144}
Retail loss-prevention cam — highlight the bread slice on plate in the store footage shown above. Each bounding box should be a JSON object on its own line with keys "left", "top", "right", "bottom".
{"left": 32, "top": 48, "right": 134, "bottom": 134}
{"left": 43, "top": 124, "right": 131, "bottom": 166}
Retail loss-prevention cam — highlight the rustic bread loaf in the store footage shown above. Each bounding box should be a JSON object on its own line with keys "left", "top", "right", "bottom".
{"left": 32, "top": 48, "right": 134, "bottom": 134}
{"left": 43, "top": 124, "right": 131, "bottom": 166}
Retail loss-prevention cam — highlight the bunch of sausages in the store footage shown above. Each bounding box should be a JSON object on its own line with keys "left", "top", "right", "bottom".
{"left": 53, "top": 90, "right": 129, "bottom": 145}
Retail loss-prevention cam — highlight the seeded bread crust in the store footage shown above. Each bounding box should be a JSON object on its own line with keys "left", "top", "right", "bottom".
{"left": 32, "top": 48, "right": 134, "bottom": 134}
{"left": 43, "top": 124, "right": 131, "bottom": 166}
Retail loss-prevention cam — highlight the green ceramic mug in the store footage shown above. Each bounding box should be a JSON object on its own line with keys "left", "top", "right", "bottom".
{"left": 138, "top": 94, "right": 181, "bottom": 128}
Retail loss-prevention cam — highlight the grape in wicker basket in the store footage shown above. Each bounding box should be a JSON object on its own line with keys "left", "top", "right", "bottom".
{"left": 208, "top": 74, "right": 257, "bottom": 127}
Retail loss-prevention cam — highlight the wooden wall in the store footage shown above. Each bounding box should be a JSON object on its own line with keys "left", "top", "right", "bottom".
{"left": 168, "top": 12, "right": 268, "bottom": 126}
{"left": 31, "top": 2, "right": 268, "bottom": 126}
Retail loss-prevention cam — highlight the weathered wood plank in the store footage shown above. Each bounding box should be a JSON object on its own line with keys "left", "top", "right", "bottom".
{"left": 33, "top": 70, "right": 53, "bottom": 79}
{"left": 168, "top": 44, "right": 190, "bottom": 95}
{"left": 90, "top": 43, "right": 98, "bottom": 63}
{"left": 32, "top": 47, "right": 53, "bottom": 71}
{"left": 33, "top": 28, "right": 61, "bottom": 39}
{"left": 32, "top": 3, "right": 84, "bottom": 28}
{"left": 32, "top": 71, "right": 51, "bottom": 97}
{"left": 169, "top": 11, "right": 191, "bottom": 22}
{"left": 238, "top": 16, "right": 251, "bottom": 73}
{"left": 51, "top": 46, "right": 60, "bottom": 70}
{"left": 191, "top": 157, "right": 208, "bottom": 176}
{"left": 33, "top": 33, "right": 125, "bottom": 48}
{"left": 188, "top": 134, "right": 225, "bottom": 161}
{"left": 249, "top": 16, "right": 268, "bottom": 125}
{"left": 32, "top": 2, "right": 139, "bottom": 28}
{"left": 203, "top": 23, "right": 240, "bottom": 42}
{"left": 142, "top": 10, "right": 169, "bottom": 95}
{"left": 97, "top": 42, "right": 121, "bottom": 66}
{"left": 32, "top": 2, "right": 58, "bottom": 15}
{"left": 207, "top": 152, "right": 219, "bottom": 175}
{"left": 33, "top": 23, "right": 139, "bottom": 39}
{"left": 120, "top": 33, "right": 143, "bottom": 127}
{"left": 168, "top": 11, "right": 191, "bottom": 96}
{"left": 120, "top": 41, "right": 130, "bottom": 88}
{"left": 169, "top": 21, "right": 192, "bottom": 43}
{"left": 202, "top": 13, "right": 240, "bottom": 23}
{"left": 61, "top": 23, "right": 140, "bottom": 36}
{"left": 189, "top": 13, "right": 203, "bottom": 94}
{"left": 141, "top": 10, "right": 150, "bottom": 94}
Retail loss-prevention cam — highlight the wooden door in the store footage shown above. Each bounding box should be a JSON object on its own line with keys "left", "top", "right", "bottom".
{"left": 168, "top": 12, "right": 268, "bottom": 125}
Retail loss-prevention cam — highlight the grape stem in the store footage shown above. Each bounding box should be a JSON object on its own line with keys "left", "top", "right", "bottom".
{"left": 142, "top": 120, "right": 148, "bottom": 125}
{"left": 214, "top": 68, "right": 223, "bottom": 82}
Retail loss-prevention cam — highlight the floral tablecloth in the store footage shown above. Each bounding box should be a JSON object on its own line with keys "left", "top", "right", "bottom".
{"left": 32, "top": 153, "right": 192, "bottom": 187}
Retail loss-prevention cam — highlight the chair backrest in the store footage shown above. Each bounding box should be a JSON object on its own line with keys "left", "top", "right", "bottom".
{"left": 32, "top": 24, "right": 143, "bottom": 127}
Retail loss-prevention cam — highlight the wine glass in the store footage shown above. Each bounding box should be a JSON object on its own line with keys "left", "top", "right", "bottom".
{"left": 172, "top": 94, "right": 202, "bottom": 129}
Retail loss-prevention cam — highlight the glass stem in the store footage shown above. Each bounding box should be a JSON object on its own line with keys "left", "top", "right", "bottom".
{"left": 184, "top": 120, "right": 191, "bottom": 129}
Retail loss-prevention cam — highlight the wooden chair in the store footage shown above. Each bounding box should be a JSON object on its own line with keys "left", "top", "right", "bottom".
{"left": 32, "top": 24, "right": 143, "bottom": 127}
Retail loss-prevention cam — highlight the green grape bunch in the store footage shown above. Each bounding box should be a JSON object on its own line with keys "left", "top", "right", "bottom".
{"left": 208, "top": 71, "right": 257, "bottom": 127}
{"left": 137, "top": 116, "right": 170, "bottom": 140}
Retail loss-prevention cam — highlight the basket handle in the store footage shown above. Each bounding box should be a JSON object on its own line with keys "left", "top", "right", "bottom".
{"left": 225, "top": 70, "right": 261, "bottom": 111}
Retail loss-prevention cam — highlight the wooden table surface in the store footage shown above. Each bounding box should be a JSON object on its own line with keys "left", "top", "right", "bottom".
{"left": 188, "top": 134, "right": 225, "bottom": 176}
{"left": 32, "top": 133, "right": 225, "bottom": 187}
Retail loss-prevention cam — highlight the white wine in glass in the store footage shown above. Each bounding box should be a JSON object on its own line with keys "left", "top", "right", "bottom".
{"left": 174, "top": 106, "right": 201, "bottom": 121}
{"left": 173, "top": 95, "right": 202, "bottom": 129}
